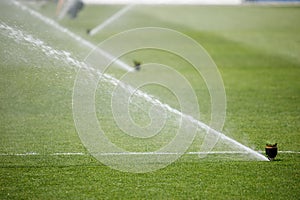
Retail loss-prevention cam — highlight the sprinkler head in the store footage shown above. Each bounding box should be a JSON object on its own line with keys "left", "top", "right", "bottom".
{"left": 133, "top": 60, "right": 141, "bottom": 71}
{"left": 86, "top": 29, "right": 91, "bottom": 35}
{"left": 265, "top": 143, "right": 277, "bottom": 161}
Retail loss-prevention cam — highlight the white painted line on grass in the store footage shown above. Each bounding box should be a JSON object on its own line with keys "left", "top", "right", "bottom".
{"left": 51, "top": 152, "right": 86, "bottom": 155}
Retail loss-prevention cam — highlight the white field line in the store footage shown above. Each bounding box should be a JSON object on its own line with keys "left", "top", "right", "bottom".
{"left": 12, "top": 0, "right": 134, "bottom": 72}
{"left": 89, "top": 5, "right": 134, "bottom": 36}
{"left": 0, "top": 151, "right": 299, "bottom": 156}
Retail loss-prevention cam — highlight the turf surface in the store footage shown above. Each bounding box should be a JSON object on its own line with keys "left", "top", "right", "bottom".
{"left": 1, "top": 1, "right": 299, "bottom": 199}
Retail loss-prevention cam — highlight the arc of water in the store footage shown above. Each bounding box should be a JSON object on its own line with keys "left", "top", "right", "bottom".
{"left": 88, "top": 5, "right": 135, "bottom": 36}
{"left": 12, "top": 0, "right": 134, "bottom": 72}
{"left": 7, "top": 1, "right": 269, "bottom": 161}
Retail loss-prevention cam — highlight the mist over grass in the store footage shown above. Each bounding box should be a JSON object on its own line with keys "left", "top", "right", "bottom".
{"left": 0, "top": 1, "right": 299, "bottom": 199}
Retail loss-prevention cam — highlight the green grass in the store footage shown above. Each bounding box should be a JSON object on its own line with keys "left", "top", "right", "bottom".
{"left": 1, "top": 1, "right": 300, "bottom": 199}
{"left": 1, "top": 155, "right": 299, "bottom": 199}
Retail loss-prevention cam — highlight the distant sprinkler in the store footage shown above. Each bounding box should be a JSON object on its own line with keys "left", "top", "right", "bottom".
{"left": 133, "top": 60, "right": 141, "bottom": 71}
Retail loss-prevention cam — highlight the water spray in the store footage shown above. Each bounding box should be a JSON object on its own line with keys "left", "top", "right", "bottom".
{"left": 87, "top": 4, "right": 134, "bottom": 36}
{"left": 1, "top": 0, "right": 270, "bottom": 173}
{"left": 12, "top": 0, "right": 134, "bottom": 72}
{"left": 0, "top": 22, "right": 268, "bottom": 163}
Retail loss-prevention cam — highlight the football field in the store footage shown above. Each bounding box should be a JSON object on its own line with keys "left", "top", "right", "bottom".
{"left": 1, "top": 1, "right": 299, "bottom": 199}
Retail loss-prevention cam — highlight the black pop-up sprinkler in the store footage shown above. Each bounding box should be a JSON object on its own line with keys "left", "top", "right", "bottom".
{"left": 265, "top": 143, "right": 277, "bottom": 161}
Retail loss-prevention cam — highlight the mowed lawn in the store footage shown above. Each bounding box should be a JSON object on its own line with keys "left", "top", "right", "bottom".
{"left": 1, "top": 2, "right": 300, "bottom": 199}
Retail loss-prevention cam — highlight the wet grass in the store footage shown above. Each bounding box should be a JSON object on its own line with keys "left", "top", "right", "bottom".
{"left": 1, "top": 2, "right": 300, "bottom": 199}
